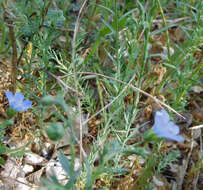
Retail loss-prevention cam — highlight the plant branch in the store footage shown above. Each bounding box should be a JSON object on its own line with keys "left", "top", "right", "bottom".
{"left": 60, "top": 71, "right": 185, "bottom": 119}
{"left": 72, "top": 0, "right": 89, "bottom": 161}
{"left": 2, "top": 2, "right": 17, "bottom": 92}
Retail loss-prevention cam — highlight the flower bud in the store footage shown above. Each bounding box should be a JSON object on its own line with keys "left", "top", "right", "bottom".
{"left": 46, "top": 122, "right": 65, "bottom": 141}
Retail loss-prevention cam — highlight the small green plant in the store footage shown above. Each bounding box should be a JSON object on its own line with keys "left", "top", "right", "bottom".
{"left": 0, "top": 0, "right": 202, "bottom": 189}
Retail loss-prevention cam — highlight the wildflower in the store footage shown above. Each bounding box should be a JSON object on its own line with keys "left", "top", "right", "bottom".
{"left": 152, "top": 109, "right": 184, "bottom": 142}
{"left": 5, "top": 91, "right": 32, "bottom": 111}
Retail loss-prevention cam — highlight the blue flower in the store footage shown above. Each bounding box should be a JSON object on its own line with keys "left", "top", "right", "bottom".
{"left": 152, "top": 109, "right": 184, "bottom": 142}
{"left": 5, "top": 91, "right": 32, "bottom": 111}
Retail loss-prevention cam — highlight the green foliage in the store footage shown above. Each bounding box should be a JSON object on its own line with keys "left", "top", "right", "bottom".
{"left": 6, "top": 108, "right": 16, "bottom": 118}
{"left": 0, "top": 0, "right": 202, "bottom": 189}
{"left": 46, "top": 122, "right": 65, "bottom": 141}
{"left": 132, "top": 143, "right": 180, "bottom": 190}
{"left": 45, "top": 9, "right": 65, "bottom": 26}
{"left": 157, "top": 149, "right": 180, "bottom": 173}
{"left": 0, "top": 117, "right": 28, "bottom": 164}
{"left": 40, "top": 176, "right": 68, "bottom": 190}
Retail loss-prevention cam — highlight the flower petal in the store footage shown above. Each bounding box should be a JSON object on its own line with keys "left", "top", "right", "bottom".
{"left": 152, "top": 109, "right": 184, "bottom": 142}
{"left": 5, "top": 91, "right": 32, "bottom": 112}
{"left": 164, "top": 134, "right": 184, "bottom": 142}
{"left": 22, "top": 100, "right": 32, "bottom": 111}
{"left": 5, "top": 91, "right": 15, "bottom": 105}
{"left": 12, "top": 104, "right": 24, "bottom": 111}
{"left": 167, "top": 122, "right": 180, "bottom": 135}
{"left": 154, "top": 109, "right": 170, "bottom": 126}
{"left": 5, "top": 91, "right": 13, "bottom": 100}
{"left": 14, "top": 92, "right": 24, "bottom": 102}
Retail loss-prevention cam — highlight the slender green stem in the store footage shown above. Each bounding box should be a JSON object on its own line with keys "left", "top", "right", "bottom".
{"left": 0, "top": 24, "right": 6, "bottom": 52}
{"left": 156, "top": 0, "right": 171, "bottom": 59}
{"left": 114, "top": 0, "right": 120, "bottom": 79}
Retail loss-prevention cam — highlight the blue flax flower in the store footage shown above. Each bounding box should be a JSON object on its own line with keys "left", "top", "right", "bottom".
{"left": 152, "top": 109, "right": 184, "bottom": 142}
{"left": 5, "top": 91, "right": 32, "bottom": 111}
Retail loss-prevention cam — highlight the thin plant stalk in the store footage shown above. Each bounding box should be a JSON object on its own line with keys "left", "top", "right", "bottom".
{"left": 114, "top": 0, "right": 120, "bottom": 79}
{"left": 72, "top": 0, "right": 89, "bottom": 162}
{"left": 56, "top": 71, "right": 185, "bottom": 119}
{"left": 2, "top": 2, "right": 17, "bottom": 92}
{"left": 156, "top": 0, "right": 171, "bottom": 59}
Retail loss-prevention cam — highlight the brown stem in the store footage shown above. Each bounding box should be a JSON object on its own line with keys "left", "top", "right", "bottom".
{"left": 9, "top": 25, "right": 17, "bottom": 92}
{"left": 40, "top": 1, "right": 51, "bottom": 29}
{"left": 2, "top": 2, "right": 17, "bottom": 92}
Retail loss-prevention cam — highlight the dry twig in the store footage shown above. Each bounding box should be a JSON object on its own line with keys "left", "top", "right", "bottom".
{"left": 71, "top": 0, "right": 89, "bottom": 162}
{"left": 60, "top": 71, "right": 185, "bottom": 120}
